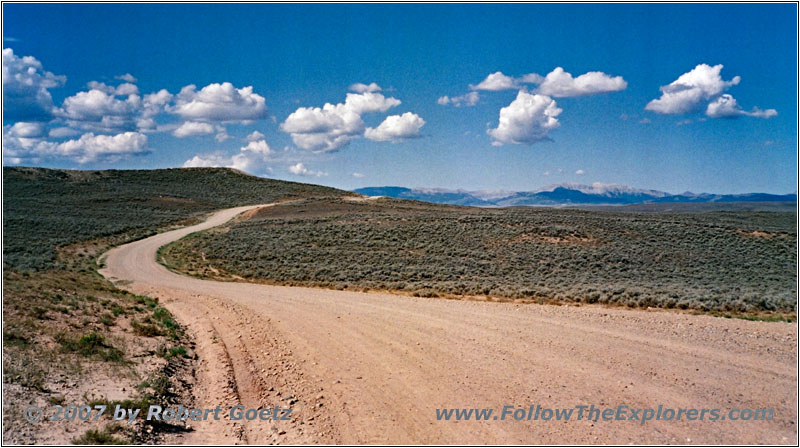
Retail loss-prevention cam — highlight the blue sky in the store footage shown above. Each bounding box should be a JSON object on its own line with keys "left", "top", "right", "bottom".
{"left": 2, "top": 3, "right": 797, "bottom": 194}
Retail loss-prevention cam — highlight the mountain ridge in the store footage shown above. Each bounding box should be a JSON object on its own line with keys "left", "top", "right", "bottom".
{"left": 353, "top": 183, "right": 797, "bottom": 207}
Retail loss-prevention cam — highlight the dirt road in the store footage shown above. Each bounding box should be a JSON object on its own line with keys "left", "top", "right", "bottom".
{"left": 100, "top": 204, "right": 798, "bottom": 445}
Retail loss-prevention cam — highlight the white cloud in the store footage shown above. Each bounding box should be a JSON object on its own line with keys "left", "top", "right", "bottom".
{"left": 115, "top": 82, "right": 139, "bottom": 96}
{"left": 349, "top": 82, "right": 382, "bottom": 93}
{"left": 241, "top": 139, "right": 272, "bottom": 155}
{"left": 183, "top": 154, "right": 226, "bottom": 168}
{"left": 469, "top": 68, "right": 626, "bottom": 97}
{"left": 470, "top": 71, "right": 518, "bottom": 91}
{"left": 115, "top": 73, "right": 137, "bottom": 83}
{"left": 7, "top": 122, "right": 45, "bottom": 138}
{"left": 245, "top": 130, "right": 265, "bottom": 142}
{"left": 172, "top": 82, "right": 267, "bottom": 122}
{"left": 575, "top": 169, "right": 585, "bottom": 175}
{"left": 288, "top": 162, "right": 326, "bottom": 177}
{"left": 352, "top": 172, "right": 366, "bottom": 178}
{"left": 646, "top": 64, "right": 741, "bottom": 115}
{"left": 137, "top": 89, "right": 173, "bottom": 131}
{"left": 2, "top": 48, "right": 66, "bottom": 121}
{"left": 183, "top": 133, "right": 274, "bottom": 174}
{"left": 676, "top": 119, "right": 693, "bottom": 126}
{"left": 487, "top": 91, "right": 561, "bottom": 146}
{"left": 3, "top": 129, "right": 148, "bottom": 164}
{"left": 343, "top": 92, "right": 402, "bottom": 114}
{"left": 638, "top": 118, "right": 652, "bottom": 124}
{"left": 86, "top": 81, "right": 116, "bottom": 95}
{"left": 56, "top": 88, "right": 143, "bottom": 132}
{"left": 437, "top": 91, "right": 479, "bottom": 107}
{"left": 183, "top": 152, "right": 251, "bottom": 171}
{"left": 52, "top": 132, "right": 148, "bottom": 163}
{"left": 705, "top": 94, "right": 777, "bottom": 119}
{"left": 172, "top": 121, "right": 215, "bottom": 138}
{"left": 365, "top": 112, "right": 425, "bottom": 142}
{"left": 86, "top": 81, "right": 139, "bottom": 96}
{"left": 281, "top": 91, "right": 402, "bottom": 152}
{"left": 536, "top": 67, "right": 627, "bottom": 97}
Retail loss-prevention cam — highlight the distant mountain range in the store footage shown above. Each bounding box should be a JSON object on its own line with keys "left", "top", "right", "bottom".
{"left": 353, "top": 183, "right": 797, "bottom": 207}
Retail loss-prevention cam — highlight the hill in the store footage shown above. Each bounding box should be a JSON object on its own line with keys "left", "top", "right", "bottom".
{"left": 1, "top": 167, "right": 348, "bottom": 443}
{"left": 3, "top": 167, "right": 347, "bottom": 270}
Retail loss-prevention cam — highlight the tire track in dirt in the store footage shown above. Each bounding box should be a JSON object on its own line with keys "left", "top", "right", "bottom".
{"left": 101, "top": 205, "right": 798, "bottom": 445}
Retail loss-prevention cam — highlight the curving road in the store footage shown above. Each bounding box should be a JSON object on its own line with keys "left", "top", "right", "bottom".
{"left": 100, "top": 204, "right": 798, "bottom": 445}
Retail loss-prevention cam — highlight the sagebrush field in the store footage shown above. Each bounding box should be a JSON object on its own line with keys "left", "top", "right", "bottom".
{"left": 162, "top": 197, "right": 797, "bottom": 314}
{"left": 2, "top": 167, "right": 347, "bottom": 443}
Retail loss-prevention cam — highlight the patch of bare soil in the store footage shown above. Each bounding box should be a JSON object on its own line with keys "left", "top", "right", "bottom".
{"left": 2, "top": 270, "right": 199, "bottom": 444}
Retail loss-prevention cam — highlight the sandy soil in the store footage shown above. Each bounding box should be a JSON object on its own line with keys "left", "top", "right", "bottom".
{"left": 100, "top": 204, "right": 798, "bottom": 445}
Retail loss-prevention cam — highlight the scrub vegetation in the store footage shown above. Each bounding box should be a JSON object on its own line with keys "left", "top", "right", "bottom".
{"left": 162, "top": 197, "right": 797, "bottom": 315}
{"left": 2, "top": 166, "right": 348, "bottom": 444}
{"left": 3, "top": 166, "right": 346, "bottom": 271}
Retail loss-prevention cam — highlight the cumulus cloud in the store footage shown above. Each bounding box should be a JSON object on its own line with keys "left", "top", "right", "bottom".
{"left": 470, "top": 71, "right": 518, "bottom": 91}
{"left": 56, "top": 88, "right": 142, "bottom": 132}
{"left": 705, "top": 94, "right": 777, "bottom": 119}
{"left": 281, "top": 90, "right": 402, "bottom": 152}
{"left": 51, "top": 132, "right": 149, "bottom": 163}
{"left": 535, "top": 67, "right": 627, "bottom": 97}
{"left": 86, "top": 81, "right": 139, "bottom": 96}
{"left": 437, "top": 91, "right": 479, "bottom": 107}
{"left": 172, "top": 121, "right": 215, "bottom": 138}
{"left": 3, "top": 129, "right": 148, "bottom": 164}
{"left": 115, "top": 83, "right": 139, "bottom": 96}
{"left": 115, "top": 73, "right": 137, "bottom": 83}
{"left": 183, "top": 153, "right": 229, "bottom": 168}
{"left": 183, "top": 153, "right": 248, "bottom": 172}
{"left": 470, "top": 71, "right": 544, "bottom": 91}
{"left": 575, "top": 169, "right": 585, "bottom": 175}
{"left": 241, "top": 138, "right": 272, "bottom": 155}
{"left": 349, "top": 82, "right": 382, "bottom": 93}
{"left": 7, "top": 122, "right": 45, "bottom": 138}
{"left": 646, "top": 64, "right": 741, "bottom": 115}
{"left": 182, "top": 152, "right": 255, "bottom": 172}
{"left": 487, "top": 91, "right": 561, "bottom": 146}
{"left": 365, "top": 112, "right": 425, "bottom": 142}
{"left": 2, "top": 48, "right": 66, "bottom": 121}
{"left": 182, "top": 133, "right": 273, "bottom": 174}
{"left": 172, "top": 82, "right": 267, "bottom": 122}
{"left": 468, "top": 69, "right": 624, "bottom": 97}
{"left": 352, "top": 172, "right": 366, "bottom": 178}
{"left": 245, "top": 130, "right": 265, "bottom": 142}
{"left": 3, "top": 48, "right": 278, "bottom": 166}
{"left": 288, "top": 162, "right": 326, "bottom": 177}
{"left": 138, "top": 89, "right": 173, "bottom": 130}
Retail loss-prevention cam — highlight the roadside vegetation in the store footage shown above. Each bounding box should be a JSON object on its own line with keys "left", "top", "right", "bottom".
{"left": 162, "top": 197, "right": 797, "bottom": 316}
{"left": 2, "top": 166, "right": 348, "bottom": 444}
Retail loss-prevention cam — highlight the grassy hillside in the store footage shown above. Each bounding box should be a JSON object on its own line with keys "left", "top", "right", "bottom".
{"left": 161, "top": 197, "right": 797, "bottom": 315}
{"left": 2, "top": 167, "right": 347, "bottom": 443}
{"left": 3, "top": 166, "right": 346, "bottom": 270}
